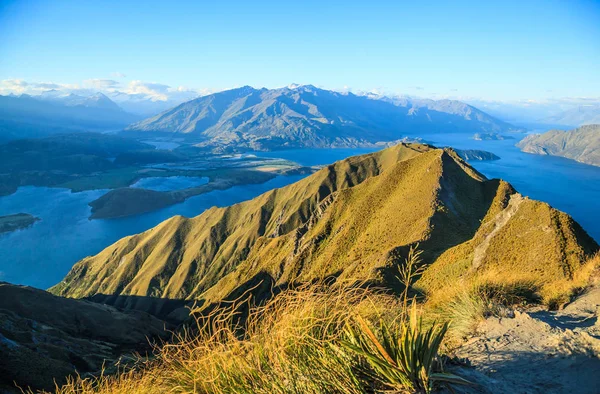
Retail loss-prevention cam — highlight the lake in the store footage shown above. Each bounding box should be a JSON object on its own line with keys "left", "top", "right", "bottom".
{"left": 1, "top": 138, "right": 599, "bottom": 289}
{"left": 0, "top": 175, "right": 304, "bottom": 289}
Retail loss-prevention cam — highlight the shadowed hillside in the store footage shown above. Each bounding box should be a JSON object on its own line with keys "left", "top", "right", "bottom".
{"left": 0, "top": 94, "right": 140, "bottom": 141}
{"left": 0, "top": 282, "right": 169, "bottom": 392}
{"left": 51, "top": 143, "right": 598, "bottom": 321}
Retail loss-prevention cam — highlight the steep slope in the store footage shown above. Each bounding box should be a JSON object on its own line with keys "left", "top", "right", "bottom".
{"left": 124, "top": 86, "right": 516, "bottom": 150}
{"left": 0, "top": 282, "right": 168, "bottom": 393}
{"left": 51, "top": 144, "right": 598, "bottom": 318}
{"left": 517, "top": 124, "right": 600, "bottom": 167}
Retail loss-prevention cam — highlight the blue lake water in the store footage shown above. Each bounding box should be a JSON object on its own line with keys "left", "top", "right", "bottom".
{"left": 0, "top": 175, "right": 304, "bottom": 289}
{"left": 1, "top": 137, "right": 599, "bottom": 289}
{"left": 130, "top": 176, "right": 209, "bottom": 191}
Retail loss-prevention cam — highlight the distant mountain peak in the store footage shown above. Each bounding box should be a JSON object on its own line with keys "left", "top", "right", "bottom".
{"left": 124, "top": 85, "right": 519, "bottom": 149}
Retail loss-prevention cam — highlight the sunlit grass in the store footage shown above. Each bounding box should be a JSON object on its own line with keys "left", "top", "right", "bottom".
{"left": 40, "top": 279, "right": 468, "bottom": 394}
{"left": 41, "top": 251, "right": 599, "bottom": 394}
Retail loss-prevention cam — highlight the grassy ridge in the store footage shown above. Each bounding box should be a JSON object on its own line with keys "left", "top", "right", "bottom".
{"left": 33, "top": 143, "right": 600, "bottom": 393}
{"left": 51, "top": 144, "right": 597, "bottom": 318}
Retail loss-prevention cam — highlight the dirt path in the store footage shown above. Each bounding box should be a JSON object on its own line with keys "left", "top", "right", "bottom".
{"left": 447, "top": 286, "right": 600, "bottom": 393}
{"left": 472, "top": 193, "right": 524, "bottom": 269}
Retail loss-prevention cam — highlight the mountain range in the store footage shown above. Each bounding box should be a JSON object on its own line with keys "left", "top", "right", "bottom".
{"left": 543, "top": 105, "right": 600, "bottom": 127}
{"left": 0, "top": 93, "right": 141, "bottom": 141}
{"left": 37, "top": 89, "right": 125, "bottom": 111}
{"left": 466, "top": 99, "right": 600, "bottom": 128}
{"left": 124, "top": 85, "right": 520, "bottom": 150}
{"left": 517, "top": 124, "right": 600, "bottom": 167}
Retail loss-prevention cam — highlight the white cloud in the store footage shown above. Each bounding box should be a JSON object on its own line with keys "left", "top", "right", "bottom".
{"left": 83, "top": 79, "right": 121, "bottom": 90}
{"left": 111, "top": 72, "right": 126, "bottom": 78}
{"left": 34, "top": 82, "right": 62, "bottom": 89}
{"left": 0, "top": 77, "right": 213, "bottom": 105}
{"left": 124, "top": 80, "right": 210, "bottom": 102}
{"left": 0, "top": 79, "right": 82, "bottom": 95}
{"left": 125, "top": 80, "right": 172, "bottom": 100}
{"left": 0, "top": 79, "right": 29, "bottom": 94}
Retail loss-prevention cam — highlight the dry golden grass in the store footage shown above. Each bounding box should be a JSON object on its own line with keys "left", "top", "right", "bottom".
{"left": 540, "top": 252, "right": 600, "bottom": 309}
{"left": 39, "top": 280, "right": 470, "bottom": 394}
{"left": 40, "top": 251, "right": 599, "bottom": 394}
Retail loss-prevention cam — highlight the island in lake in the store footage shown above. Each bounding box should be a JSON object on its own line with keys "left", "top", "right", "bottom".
{"left": 473, "top": 132, "right": 515, "bottom": 141}
{"left": 453, "top": 149, "right": 500, "bottom": 161}
{"left": 0, "top": 213, "right": 40, "bottom": 234}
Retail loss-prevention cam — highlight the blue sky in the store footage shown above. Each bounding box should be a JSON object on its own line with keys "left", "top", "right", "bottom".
{"left": 0, "top": 0, "right": 599, "bottom": 101}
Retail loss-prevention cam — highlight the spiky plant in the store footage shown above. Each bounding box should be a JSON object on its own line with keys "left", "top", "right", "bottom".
{"left": 342, "top": 302, "right": 471, "bottom": 393}
{"left": 340, "top": 246, "right": 471, "bottom": 393}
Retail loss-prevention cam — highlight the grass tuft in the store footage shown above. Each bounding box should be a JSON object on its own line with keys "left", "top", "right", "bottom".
{"left": 39, "top": 282, "right": 470, "bottom": 394}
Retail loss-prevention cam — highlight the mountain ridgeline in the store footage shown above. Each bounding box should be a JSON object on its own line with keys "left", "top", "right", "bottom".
{"left": 517, "top": 124, "right": 600, "bottom": 167}
{"left": 51, "top": 144, "right": 597, "bottom": 320}
{"left": 543, "top": 105, "right": 600, "bottom": 127}
{"left": 124, "top": 85, "right": 519, "bottom": 150}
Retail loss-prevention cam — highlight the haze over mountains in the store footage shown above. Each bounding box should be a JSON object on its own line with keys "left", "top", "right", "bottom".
{"left": 124, "top": 85, "right": 519, "bottom": 150}
{"left": 543, "top": 105, "right": 600, "bottom": 127}
{"left": 0, "top": 93, "right": 140, "bottom": 141}
{"left": 467, "top": 99, "right": 600, "bottom": 128}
